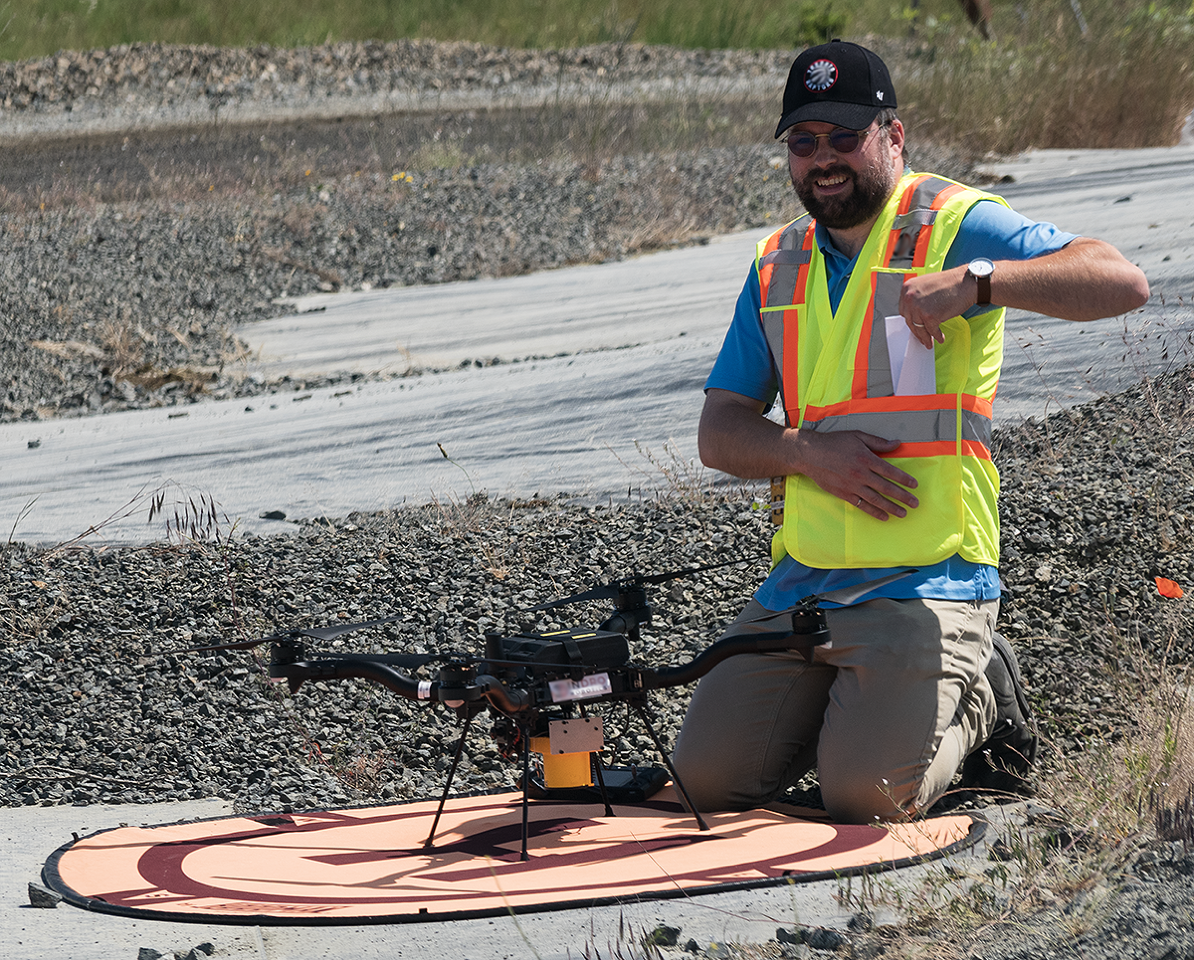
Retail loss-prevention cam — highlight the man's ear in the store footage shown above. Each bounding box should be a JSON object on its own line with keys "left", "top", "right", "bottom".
{"left": 887, "top": 118, "right": 906, "bottom": 160}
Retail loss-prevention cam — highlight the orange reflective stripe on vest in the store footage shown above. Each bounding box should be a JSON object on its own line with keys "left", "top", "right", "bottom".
{"left": 803, "top": 393, "right": 994, "bottom": 460}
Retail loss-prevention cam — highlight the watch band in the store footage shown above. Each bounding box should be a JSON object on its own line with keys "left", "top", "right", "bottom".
{"left": 976, "top": 273, "right": 991, "bottom": 306}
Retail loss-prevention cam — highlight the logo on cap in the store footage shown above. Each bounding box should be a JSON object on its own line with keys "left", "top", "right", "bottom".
{"left": 804, "top": 59, "right": 838, "bottom": 92}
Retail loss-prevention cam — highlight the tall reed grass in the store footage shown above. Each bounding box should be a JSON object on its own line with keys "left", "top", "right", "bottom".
{"left": 892, "top": 0, "right": 1194, "bottom": 153}
{"left": 0, "top": 0, "right": 845, "bottom": 62}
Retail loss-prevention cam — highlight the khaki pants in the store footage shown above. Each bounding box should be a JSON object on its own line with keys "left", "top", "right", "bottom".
{"left": 671, "top": 597, "right": 998, "bottom": 823}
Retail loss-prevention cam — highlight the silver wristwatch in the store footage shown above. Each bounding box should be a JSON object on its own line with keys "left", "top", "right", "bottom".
{"left": 966, "top": 258, "right": 995, "bottom": 306}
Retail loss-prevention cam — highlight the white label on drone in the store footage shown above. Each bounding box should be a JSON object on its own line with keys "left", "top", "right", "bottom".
{"left": 549, "top": 673, "right": 613, "bottom": 703}
{"left": 417, "top": 680, "right": 432, "bottom": 700}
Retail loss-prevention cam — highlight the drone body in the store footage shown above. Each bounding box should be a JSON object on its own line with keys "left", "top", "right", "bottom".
{"left": 184, "top": 563, "right": 914, "bottom": 856}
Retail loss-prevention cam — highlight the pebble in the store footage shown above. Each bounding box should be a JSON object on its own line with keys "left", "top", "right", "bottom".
{"left": 27, "top": 881, "right": 62, "bottom": 907}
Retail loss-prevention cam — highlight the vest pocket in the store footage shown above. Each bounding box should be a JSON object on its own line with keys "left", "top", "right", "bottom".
{"left": 785, "top": 456, "right": 965, "bottom": 569}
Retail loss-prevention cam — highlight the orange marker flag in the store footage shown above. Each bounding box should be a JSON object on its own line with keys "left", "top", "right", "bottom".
{"left": 1156, "top": 577, "right": 1185, "bottom": 599}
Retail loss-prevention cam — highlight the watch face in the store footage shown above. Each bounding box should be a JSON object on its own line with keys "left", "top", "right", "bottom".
{"left": 969, "top": 258, "right": 995, "bottom": 278}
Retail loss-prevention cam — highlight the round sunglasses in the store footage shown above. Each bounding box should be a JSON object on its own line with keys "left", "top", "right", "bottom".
{"left": 785, "top": 126, "right": 879, "bottom": 159}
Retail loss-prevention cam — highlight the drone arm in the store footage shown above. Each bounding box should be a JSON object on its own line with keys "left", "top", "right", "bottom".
{"left": 272, "top": 658, "right": 426, "bottom": 699}
{"left": 271, "top": 659, "right": 530, "bottom": 712}
{"left": 474, "top": 675, "right": 531, "bottom": 713}
{"left": 598, "top": 610, "right": 647, "bottom": 641}
{"left": 636, "top": 627, "right": 813, "bottom": 690}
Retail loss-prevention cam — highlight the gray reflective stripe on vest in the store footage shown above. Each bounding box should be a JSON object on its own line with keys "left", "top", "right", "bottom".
{"left": 760, "top": 178, "right": 963, "bottom": 415}
{"left": 892, "top": 207, "right": 938, "bottom": 232}
{"left": 889, "top": 208, "right": 937, "bottom": 268}
{"left": 864, "top": 177, "right": 953, "bottom": 398}
{"left": 866, "top": 272, "right": 901, "bottom": 397}
{"left": 803, "top": 406, "right": 993, "bottom": 448}
{"left": 888, "top": 178, "right": 950, "bottom": 271}
{"left": 759, "top": 220, "right": 810, "bottom": 419}
{"left": 761, "top": 220, "right": 810, "bottom": 310}
{"left": 760, "top": 248, "right": 812, "bottom": 267}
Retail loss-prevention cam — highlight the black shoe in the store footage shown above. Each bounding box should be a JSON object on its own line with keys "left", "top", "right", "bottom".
{"left": 962, "top": 632, "right": 1039, "bottom": 796}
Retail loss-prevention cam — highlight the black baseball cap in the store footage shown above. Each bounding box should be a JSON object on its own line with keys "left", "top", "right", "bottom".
{"left": 775, "top": 39, "right": 897, "bottom": 138}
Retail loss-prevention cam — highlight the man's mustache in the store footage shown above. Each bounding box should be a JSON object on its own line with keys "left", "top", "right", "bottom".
{"left": 792, "top": 165, "right": 855, "bottom": 190}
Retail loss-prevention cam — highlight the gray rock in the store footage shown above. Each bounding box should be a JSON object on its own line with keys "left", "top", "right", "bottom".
{"left": 27, "top": 881, "right": 61, "bottom": 907}
{"left": 804, "top": 927, "right": 848, "bottom": 951}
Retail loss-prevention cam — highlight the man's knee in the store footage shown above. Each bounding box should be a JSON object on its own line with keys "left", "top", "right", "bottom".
{"left": 819, "top": 769, "right": 918, "bottom": 824}
{"left": 671, "top": 740, "right": 767, "bottom": 812}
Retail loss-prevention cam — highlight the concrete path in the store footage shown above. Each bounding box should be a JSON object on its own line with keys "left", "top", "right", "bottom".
{"left": 2, "top": 144, "right": 1193, "bottom": 547}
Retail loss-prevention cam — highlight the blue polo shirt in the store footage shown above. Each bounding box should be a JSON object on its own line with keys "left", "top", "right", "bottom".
{"left": 707, "top": 199, "right": 1078, "bottom": 609}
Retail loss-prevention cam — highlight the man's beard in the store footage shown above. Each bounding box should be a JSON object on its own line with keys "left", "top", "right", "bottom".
{"left": 792, "top": 157, "right": 898, "bottom": 230}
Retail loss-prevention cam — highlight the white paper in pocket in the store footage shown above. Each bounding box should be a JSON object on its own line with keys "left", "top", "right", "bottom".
{"left": 884, "top": 316, "right": 936, "bottom": 396}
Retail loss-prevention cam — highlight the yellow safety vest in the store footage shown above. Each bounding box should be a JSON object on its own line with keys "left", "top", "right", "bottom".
{"left": 757, "top": 173, "right": 1008, "bottom": 569}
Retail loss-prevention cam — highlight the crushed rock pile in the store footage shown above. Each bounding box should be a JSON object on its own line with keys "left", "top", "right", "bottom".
{"left": 0, "top": 145, "right": 795, "bottom": 422}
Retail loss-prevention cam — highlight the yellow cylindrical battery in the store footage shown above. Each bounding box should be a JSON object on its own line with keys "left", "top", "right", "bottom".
{"left": 530, "top": 736, "right": 593, "bottom": 788}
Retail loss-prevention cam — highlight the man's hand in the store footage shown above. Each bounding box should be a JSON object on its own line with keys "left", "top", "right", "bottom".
{"left": 795, "top": 429, "right": 919, "bottom": 520}
{"left": 698, "top": 389, "right": 919, "bottom": 521}
{"left": 898, "top": 237, "right": 1151, "bottom": 349}
{"left": 898, "top": 266, "right": 970, "bottom": 347}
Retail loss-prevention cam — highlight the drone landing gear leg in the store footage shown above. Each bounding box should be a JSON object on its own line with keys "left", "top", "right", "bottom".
{"left": 590, "top": 752, "right": 615, "bottom": 818}
{"left": 519, "top": 723, "right": 532, "bottom": 862}
{"left": 422, "top": 709, "right": 477, "bottom": 850}
{"left": 632, "top": 704, "right": 709, "bottom": 832}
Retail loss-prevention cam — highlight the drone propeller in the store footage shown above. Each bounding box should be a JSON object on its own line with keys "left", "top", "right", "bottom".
{"left": 526, "top": 583, "right": 620, "bottom": 612}
{"left": 331, "top": 651, "right": 453, "bottom": 670}
{"left": 527, "top": 557, "right": 753, "bottom": 612}
{"left": 177, "top": 615, "right": 404, "bottom": 654}
{"left": 637, "top": 559, "right": 754, "bottom": 587}
{"left": 289, "top": 616, "right": 405, "bottom": 643}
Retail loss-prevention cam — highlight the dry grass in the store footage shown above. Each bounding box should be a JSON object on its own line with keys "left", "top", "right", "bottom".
{"left": 0, "top": 0, "right": 841, "bottom": 62}
{"left": 891, "top": 0, "right": 1194, "bottom": 155}
{"left": 1041, "top": 607, "right": 1194, "bottom": 843}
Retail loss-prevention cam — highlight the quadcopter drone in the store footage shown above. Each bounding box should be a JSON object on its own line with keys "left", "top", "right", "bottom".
{"left": 184, "top": 562, "right": 913, "bottom": 860}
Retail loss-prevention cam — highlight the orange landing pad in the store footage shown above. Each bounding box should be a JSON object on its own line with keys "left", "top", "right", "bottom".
{"left": 43, "top": 790, "right": 982, "bottom": 925}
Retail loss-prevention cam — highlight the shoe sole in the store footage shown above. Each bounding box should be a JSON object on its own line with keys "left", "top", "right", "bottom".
{"left": 991, "top": 631, "right": 1039, "bottom": 766}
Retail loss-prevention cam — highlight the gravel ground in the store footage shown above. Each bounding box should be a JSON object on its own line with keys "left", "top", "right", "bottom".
{"left": 2, "top": 38, "right": 1193, "bottom": 960}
